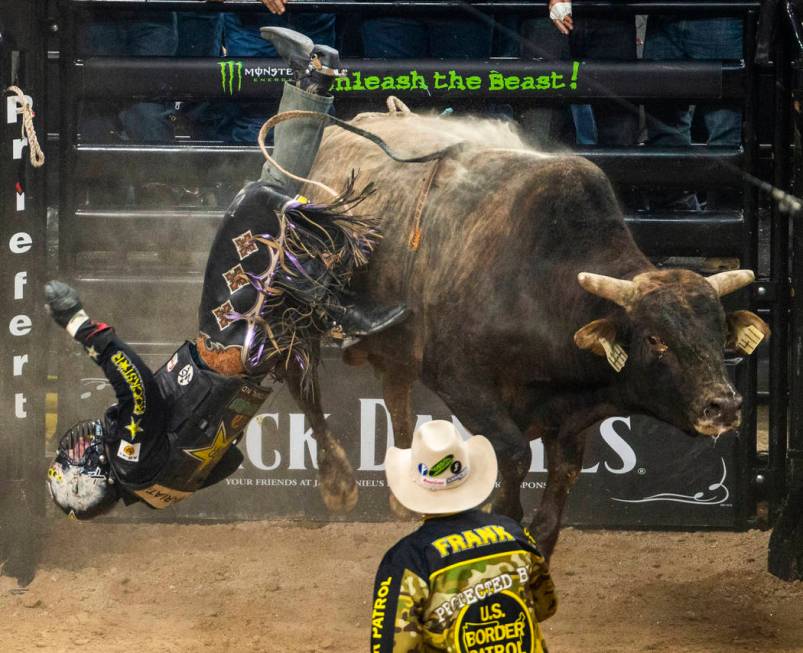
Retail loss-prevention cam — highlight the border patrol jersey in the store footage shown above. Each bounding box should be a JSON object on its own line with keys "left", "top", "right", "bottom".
{"left": 370, "top": 509, "right": 557, "bottom": 653}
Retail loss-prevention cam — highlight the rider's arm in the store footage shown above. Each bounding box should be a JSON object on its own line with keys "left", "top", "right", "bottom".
{"left": 46, "top": 281, "right": 167, "bottom": 479}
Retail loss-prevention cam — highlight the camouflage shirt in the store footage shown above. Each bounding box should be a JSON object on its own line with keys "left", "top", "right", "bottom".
{"left": 370, "top": 509, "right": 557, "bottom": 653}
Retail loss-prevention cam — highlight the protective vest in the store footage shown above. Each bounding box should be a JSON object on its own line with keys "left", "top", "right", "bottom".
{"left": 122, "top": 342, "right": 271, "bottom": 509}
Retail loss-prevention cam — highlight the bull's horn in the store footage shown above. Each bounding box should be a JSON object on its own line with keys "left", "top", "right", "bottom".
{"left": 577, "top": 272, "right": 636, "bottom": 308}
{"left": 705, "top": 269, "right": 755, "bottom": 297}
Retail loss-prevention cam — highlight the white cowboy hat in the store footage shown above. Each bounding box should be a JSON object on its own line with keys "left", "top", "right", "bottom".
{"left": 384, "top": 420, "right": 498, "bottom": 514}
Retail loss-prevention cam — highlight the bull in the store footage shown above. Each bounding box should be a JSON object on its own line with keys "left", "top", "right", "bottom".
{"left": 291, "top": 107, "right": 769, "bottom": 558}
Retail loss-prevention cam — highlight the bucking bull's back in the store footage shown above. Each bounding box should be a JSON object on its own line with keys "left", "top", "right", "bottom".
{"left": 305, "top": 110, "right": 614, "bottom": 317}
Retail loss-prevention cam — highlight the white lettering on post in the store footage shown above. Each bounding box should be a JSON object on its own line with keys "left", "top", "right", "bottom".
{"left": 9, "top": 315, "right": 32, "bottom": 336}
{"left": 14, "top": 271, "right": 27, "bottom": 299}
{"left": 15, "top": 393, "right": 27, "bottom": 418}
{"left": 9, "top": 232, "right": 32, "bottom": 254}
{"left": 13, "top": 354, "right": 28, "bottom": 376}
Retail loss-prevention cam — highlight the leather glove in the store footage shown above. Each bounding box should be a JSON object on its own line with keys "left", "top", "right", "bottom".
{"left": 44, "top": 280, "right": 85, "bottom": 330}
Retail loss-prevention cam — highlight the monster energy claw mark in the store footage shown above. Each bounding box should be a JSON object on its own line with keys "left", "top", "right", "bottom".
{"left": 219, "top": 61, "right": 243, "bottom": 95}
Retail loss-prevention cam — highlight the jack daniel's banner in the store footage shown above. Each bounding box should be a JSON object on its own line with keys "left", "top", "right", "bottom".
{"left": 55, "top": 347, "right": 740, "bottom": 528}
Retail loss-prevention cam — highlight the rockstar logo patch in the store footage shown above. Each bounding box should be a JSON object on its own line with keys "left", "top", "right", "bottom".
{"left": 184, "top": 422, "right": 236, "bottom": 476}
{"left": 124, "top": 417, "right": 144, "bottom": 440}
{"left": 223, "top": 264, "right": 249, "bottom": 294}
{"left": 232, "top": 230, "right": 258, "bottom": 260}
{"left": 212, "top": 300, "right": 235, "bottom": 331}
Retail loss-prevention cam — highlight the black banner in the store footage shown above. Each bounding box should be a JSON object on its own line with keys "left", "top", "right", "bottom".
{"left": 57, "top": 349, "right": 742, "bottom": 529}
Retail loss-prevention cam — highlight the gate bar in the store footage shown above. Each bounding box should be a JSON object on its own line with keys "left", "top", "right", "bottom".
{"left": 74, "top": 58, "right": 747, "bottom": 101}
{"left": 67, "top": 0, "right": 762, "bottom": 16}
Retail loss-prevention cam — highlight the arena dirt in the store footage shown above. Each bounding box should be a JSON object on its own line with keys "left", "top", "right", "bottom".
{"left": 0, "top": 520, "right": 801, "bottom": 652}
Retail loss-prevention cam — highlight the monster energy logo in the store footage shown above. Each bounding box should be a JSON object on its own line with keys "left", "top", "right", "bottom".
{"left": 219, "top": 60, "right": 243, "bottom": 95}
{"left": 429, "top": 454, "right": 455, "bottom": 477}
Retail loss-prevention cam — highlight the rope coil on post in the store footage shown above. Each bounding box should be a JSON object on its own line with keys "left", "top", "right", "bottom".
{"left": 6, "top": 86, "right": 45, "bottom": 168}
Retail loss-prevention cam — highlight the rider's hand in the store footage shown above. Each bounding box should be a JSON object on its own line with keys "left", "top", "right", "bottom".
{"left": 44, "top": 280, "right": 84, "bottom": 329}
{"left": 549, "top": 0, "right": 573, "bottom": 35}
{"left": 261, "top": 0, "right": 287, "bottom": 15}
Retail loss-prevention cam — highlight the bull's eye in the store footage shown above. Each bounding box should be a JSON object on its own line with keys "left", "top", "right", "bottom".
{"left": 646, "top": 335, "right": 669, "bottom": 358}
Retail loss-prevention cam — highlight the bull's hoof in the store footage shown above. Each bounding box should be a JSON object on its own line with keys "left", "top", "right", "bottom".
{"left": 388, "top": 493, "right": 415, "bottom": 521}
{"left": 318, "top": 439, "right": 359, "bottom": 514}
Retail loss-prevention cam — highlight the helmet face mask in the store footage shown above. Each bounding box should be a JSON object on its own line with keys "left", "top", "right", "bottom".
{"left": 47, "top": 419, "right": 118, "bottom": 519}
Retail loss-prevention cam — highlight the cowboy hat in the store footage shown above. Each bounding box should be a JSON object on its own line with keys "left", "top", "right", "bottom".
{"left": 384, "top": 420, "right": 498, "bottom": 514}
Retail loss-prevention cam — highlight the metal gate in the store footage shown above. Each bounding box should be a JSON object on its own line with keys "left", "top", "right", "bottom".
{"left": 3, "top": 0, "right": 801, "bottom": 579}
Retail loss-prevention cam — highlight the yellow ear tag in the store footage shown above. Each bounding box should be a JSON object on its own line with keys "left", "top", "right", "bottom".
{"left": 67, "top": 510, "right": 78, "bottom": 521}
{"left": 735, "top": 324, "right": 765, "bottom": 355}
{"left": 599, "top": 337, "right": 628, "bottom": 372}
{"left": 294, "top": 195, "right": 309, "bottom": 204}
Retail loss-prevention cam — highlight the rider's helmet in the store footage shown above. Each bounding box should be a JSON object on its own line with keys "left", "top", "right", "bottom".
{"left": 47, "top": 419, "right": 118, "bottom": 519}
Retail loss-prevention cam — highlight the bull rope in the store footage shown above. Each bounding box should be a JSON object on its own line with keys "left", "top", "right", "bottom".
{"left": 257, "top": 96, "right": 460, "bottom": 251}
{"left": 6, "top": 86, "right": 45, "bottom": 168}
{"left": 257, "top": 99, "right": 462, "bottom": 199}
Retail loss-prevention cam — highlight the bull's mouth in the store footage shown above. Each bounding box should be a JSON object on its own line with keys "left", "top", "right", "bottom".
{"left": 692, "top": 416, "right": 741, "bottom": 437}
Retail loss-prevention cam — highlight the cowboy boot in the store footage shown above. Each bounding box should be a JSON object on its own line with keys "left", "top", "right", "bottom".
{"left": 327, "top": 297, "right": 410, "bottom": 339}
{"left": 260, "top": 26, "right": 345, "bottom": 96}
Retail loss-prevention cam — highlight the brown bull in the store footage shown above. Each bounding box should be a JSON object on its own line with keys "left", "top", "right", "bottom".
{"left": 295, "top": 108, "right": 769, "bottom": 558}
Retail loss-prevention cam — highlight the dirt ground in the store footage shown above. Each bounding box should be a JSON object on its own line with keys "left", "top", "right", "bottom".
{"left": 0, "top": 521, "right": 801, "bottom": 653}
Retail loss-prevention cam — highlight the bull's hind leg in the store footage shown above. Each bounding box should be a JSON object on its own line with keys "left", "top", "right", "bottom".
{"left": 438, "top": 383, "right": 532, "bottom": 522}
{"left": 284, "top": 343, "right": 358, "bottom": 513}
{"left": 379, "top": 362, "right": 418, "bottom": 519}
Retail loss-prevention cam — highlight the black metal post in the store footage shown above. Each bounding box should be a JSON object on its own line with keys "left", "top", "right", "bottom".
{"left": 0, "top": 0, "right": 48, "bottom": 585}
{"left": 768, "top": 15, "right": 803, "bottom": 581}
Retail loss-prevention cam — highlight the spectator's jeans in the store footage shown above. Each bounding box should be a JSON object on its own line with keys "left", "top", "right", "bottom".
{"left": 569, "top": 17, "right": 638, "bottom": 146}
{"left": 645, "top": 17, "right": 743, "bottom": 147}
{"left": 520, "top": 18, "right": 597, "bottom": 147}
{"left": 361, "top": 17, "right": 493, "bottom": 58}
{"left": 221, "top": 11, "right": 335, "bottom": 143}
{"left": 80, "top": 12, "right": 178, "bottom": 142}
{"left": 176, "top": 12, "right": 226, "bottom": 140}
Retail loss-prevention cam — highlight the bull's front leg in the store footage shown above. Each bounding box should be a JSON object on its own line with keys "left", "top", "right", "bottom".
{"left": 530, "top": 427, "right": 585, "bottom": 560}
{"left": 438, "top": 383, "right": 531, "bottom": 522}
{"left": 284, "top": 341, "right": 358, "bottom": 513}
{"left": 530, "top": 400, "right": 617, "bottom": 558}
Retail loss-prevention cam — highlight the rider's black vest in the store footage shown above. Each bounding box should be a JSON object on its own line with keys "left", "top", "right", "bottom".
{"left": 122, "top": 342, "right": 271, "bottom": 509}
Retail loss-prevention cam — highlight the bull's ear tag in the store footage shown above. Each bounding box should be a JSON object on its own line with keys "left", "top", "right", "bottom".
{"left": 727, "top": 310, "right": 770, "bottom": 356}
{"left": 734, "top": 324, "right": 764, "bottom": 355}
{"left": 599, "top": 337, "right": 627, "bottom": 373}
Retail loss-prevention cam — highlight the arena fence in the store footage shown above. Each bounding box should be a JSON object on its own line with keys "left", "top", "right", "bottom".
{"left": 2, "top": 0, "right": 800, "bottom": 580}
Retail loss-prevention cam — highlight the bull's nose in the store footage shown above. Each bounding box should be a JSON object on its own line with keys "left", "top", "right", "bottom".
{"left": 703, "top": 395, "right": 743, "bottom": 423}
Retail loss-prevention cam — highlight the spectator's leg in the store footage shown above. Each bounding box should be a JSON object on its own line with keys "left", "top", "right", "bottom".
{"left": 118, "top": 13, "right": 179, "bottom": 142}
{"left": 78, "top": 15, "right": 125, "bottom": 142}
{"left": 572, "top": 16, "right": 638, "bottom": 147}
{"left": 519, "top": 18, "right": 573, "bottom": 148}
{"left": 684, "top": 18, "right": 743, "bottom": 147}
{"left": 176, "top": 12, "right": 226, "bottom": 140}
{"left": 221, "top": 12, "right": 283, "bottom": 143}
{"left": 360, "top": 17, "right": 428, "bottom": 58}
{"left": 644, "top": 17, "right": 692, "bottom": 148}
